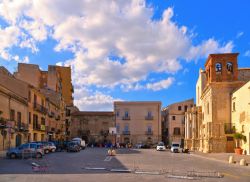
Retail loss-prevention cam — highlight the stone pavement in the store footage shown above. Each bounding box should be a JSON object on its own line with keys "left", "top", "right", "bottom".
{"left": 190, "top": 151, "right": 250, "bottom": 166}
{"left": 0, "top": 150, "right": 6, "bottom": 158}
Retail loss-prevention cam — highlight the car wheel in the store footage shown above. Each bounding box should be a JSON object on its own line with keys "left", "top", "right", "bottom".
{"left": 36, "top": 153, "right": 42, "bottom": 158}
{"left": 10, "top": 153, "right": 16, "bottom": 159}
{"left": 51, "top": 148, "right": 56, "bottom": 153}
{"left": 45, "top": 149, "right": 49, "bottom": 154}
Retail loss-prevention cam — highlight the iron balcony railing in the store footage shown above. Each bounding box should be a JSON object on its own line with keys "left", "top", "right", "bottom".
{"left": 122, "top": 131, "right": 130, "bottom": 135}
{"left": 145, "top": 116, "right": 154, "bottom": 120}
{"left": 17, "top": 122, "right": 29, "bottom": 131}
{"left": 122, "top": 116, "right": 130, "bottom": 120}
{"left": 33, "top": 103, "right": 47, "bottom": 114}
{"left": 224, "top": 123, "right": 236, "bottom": 134}
{"left": 145, "top": 131, "right": 153, "bottom": 135}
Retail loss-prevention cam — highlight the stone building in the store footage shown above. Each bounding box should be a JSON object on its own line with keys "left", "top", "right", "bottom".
{"left": 162, "top": 99, "right": 194, "bottom": 146}
{"left": 0, "top": 67, "right": 29, "bottom": 150}
{"left": 114, "top": 101, "right": 161, "bottom": 145}
{"left": 185, "top": 53, "right": 250, "bottom": 153}
{"left": 231, "top": 81, "right": 250, "bottom": 154}
{"left": 70, "top": 112, "right": 115, "bottom": 145}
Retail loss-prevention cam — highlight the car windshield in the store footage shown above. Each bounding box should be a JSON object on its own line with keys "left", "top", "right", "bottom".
{"left": 172, "top": 144, "right": 179, "bottom": 147}
{"left": 158, "top": 142, "right": 164, "bottom": 146}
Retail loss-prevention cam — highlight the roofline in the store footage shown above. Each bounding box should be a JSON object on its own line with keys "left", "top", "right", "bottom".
{"left": 162, "top": 98, "right": 194, "bottom": 109}
{"left": 71, "top": 111, "right": 115, "bottom": 116}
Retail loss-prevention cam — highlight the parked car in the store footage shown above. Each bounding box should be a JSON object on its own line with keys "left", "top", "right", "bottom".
{"left": 6, "top": 143, "right": 44, "bottom": 159}
{"left": 156, "top": 142, "right": 166, "bottom": 151}
{"left": 141, "top": 144, "right": 151, "bottom": 149}
{"left": 134, "top": 143, "right": 143, "bottom": 149}
{"left": 37, "top": 142, "right": 56, "bottom": 153}
{"left": 72, "top": 138, "right": 86, "bottom": 150}
{"left": 170, "top": 142, "right": 182, "bottom": 153}
{"left": 66, "top": 141, "right": 81, "bottom": 152}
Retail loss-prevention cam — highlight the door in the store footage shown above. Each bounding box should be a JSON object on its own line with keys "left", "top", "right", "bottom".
{"left": 15, "top": 134, "right": 22, "bottom": 147}
{"left": 226, "top": 136, "right": 235, "bottom": 153}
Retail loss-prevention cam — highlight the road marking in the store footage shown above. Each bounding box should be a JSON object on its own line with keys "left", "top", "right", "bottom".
{"left": 104, "top": 156, "right": 112, "bottom": 162}
{"left": 222, "top": 172, "right": 241, "bottom": 179}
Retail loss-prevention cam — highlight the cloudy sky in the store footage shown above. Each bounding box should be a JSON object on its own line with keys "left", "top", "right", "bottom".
{"left": 0, "top": 0, "right": 249, "bottom": 111}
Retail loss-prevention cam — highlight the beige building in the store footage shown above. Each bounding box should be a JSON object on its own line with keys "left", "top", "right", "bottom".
{"left": 185, "top": 53, "right": 250, "bottom": 153}
{"left": 70, "top": 112, "right": 115, "bottom": 145}
{"left": 231, "top": 81, "right": 250, "bottom": 154}
{"left": 0, "top": 67, "right": 29, "bottom": 150}
{"left": 162, "top": 99, "right": 194, "bottom": 146}
{"left": 114, "top": 101, "right": 161, "bottom": 145}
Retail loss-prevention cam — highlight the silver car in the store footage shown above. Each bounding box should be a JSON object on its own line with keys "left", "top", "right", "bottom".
{"left": 6, "top": 143, "right": 44, "bottom": 159}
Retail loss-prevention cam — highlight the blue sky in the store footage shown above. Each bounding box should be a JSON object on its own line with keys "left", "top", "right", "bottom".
{"left": 0, "top": 0, "right": 249, "bottom": 110}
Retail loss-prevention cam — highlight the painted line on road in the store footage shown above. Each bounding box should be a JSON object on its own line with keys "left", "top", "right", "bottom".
{"left": 222, "top": 172, "right": 240, "bottom": 179}
{"left": 104, "top": 156, "right": 112, "bottom": 162}
{"left": 84, "top": 167, "right": 106, "bottom": 170}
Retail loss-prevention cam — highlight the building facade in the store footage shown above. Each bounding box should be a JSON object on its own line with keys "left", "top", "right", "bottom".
{"left": 114, "top": 101, "right": 161, "bottom": 145}
{"left": 162, "top": 99, "right": 194, "bottom": 146}
{"left": 185, "top": 53, "right": 250, "bottom": 153}
{"left": 70, "top": 112, "right": 115, "bottom": 145}
{"left": 231, "top": 81, "right": 250, "bottom": 154}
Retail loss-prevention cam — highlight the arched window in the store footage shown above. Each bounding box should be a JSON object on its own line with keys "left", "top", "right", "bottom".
{"left": 215, "top": 63, "right": 222, "bottom": 72}
{"left": 227, "top": 62, "right": 233, "bottom": 72}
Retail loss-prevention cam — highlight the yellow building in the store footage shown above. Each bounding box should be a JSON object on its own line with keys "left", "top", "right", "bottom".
{"left": 231, "top": 81, "right": 250, "bottom": 154}
{"left": 0, "top": 67, "right": 29, "bottom": 150}
{"left": 114, "top": 101, "right": 161, "bottom": 145}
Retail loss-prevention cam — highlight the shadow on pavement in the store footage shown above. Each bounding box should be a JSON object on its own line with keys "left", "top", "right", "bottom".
{"left": 116, "top": 148, "right": 141, "bottom": 154}
{"left": 0, "top": 148, "right": 130, "bottom": 174}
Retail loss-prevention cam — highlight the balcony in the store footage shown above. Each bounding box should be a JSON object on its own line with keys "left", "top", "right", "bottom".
{"left": 122, "top": 116, "right": 130, "bottom": 120}
{"left": 145, "top": 131, "right": 153, "bottom": 135}
{"left": 16, "top": 122, "right": 29, "bottom": 132}
{"left": 145, "top": 116, "right": 154, "bottom": 120}
{"left": 0, "top": 119, "right": 7, "bottom": 129}
{"left": 122, "top": 131, "right": 130, "bottom": 135}
{"left": 33, "top": 103, "right": 47, "bottom": 114}
{"left": 224, "top": 123, "right": 236, "bottom": 134}
{"left": 33, "top": 124, "right": 46, "bottom": 131}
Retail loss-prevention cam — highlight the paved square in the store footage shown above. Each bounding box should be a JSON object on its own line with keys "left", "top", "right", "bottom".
{"left": 0, "top": 148, "right": 250, "bottom": 182}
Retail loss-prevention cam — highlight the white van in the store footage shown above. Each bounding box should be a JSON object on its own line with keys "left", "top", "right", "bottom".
{"left": 72, "top": 138, "right": 86, "bottom": 150}
{"left": 170, "top": 142, "right": 182, "bottom": 153}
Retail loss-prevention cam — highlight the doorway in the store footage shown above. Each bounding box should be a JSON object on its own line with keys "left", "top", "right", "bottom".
{"left": 15, "top": 134, "right": 22, "bottom": 147}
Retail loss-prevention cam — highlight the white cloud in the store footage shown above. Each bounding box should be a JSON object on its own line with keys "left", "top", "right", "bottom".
{"left": 0, "top": 0, "right": 234, "bottom": 110}
{"left": 236, "top": 32, "right": 244, "bottom": 39}
{"left": 244, "top": 50, "right": 250, "bottom": 57}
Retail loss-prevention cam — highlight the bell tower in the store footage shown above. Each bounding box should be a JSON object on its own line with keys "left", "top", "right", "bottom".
{"left": 205, "top": 53, "right": 239, "bottom": 84}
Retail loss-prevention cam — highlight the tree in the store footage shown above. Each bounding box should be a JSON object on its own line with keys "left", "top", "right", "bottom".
{"left": 233, "top": 132, "right": 246, "bottom": 148}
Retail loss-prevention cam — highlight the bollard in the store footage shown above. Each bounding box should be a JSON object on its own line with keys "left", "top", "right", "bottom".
{"left": 111, "top": 149, "right": 116, "bottom": 156}
{"left": 240, "top": 159, "right": 246, "bottom": 166}
{"left": 228, "top": 156, "right": 234, "bottom": 164}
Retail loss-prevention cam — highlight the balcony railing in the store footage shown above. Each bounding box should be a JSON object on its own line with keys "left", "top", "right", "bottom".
{"left": 17, "top": 122, "right": 29, "bottom": 132}
{"left": 122, "top": 116, "right": 130, "bottom": 120}
{"left": 145, "top": 131, "right": 153, "bottom": 135}
{"left": 33, "top": 124, "right": 41, "bottom": 131}
{"left": 0, "top": 119, "right": 7, "bottom": 128}
{"left": 224, "top": 123, "right": 236, "bottom": 134}
{"left": 33, "top": 103, "right": 47, "bottom": 114}
{"left": 145, "top": 116, "right": 154, "bottom": 120}
{"left": 122, "top": 131, "right": 130, "bottom": 135}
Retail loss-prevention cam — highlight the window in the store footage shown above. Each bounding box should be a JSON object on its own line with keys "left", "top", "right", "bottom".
{"left": 215, "top": 63, "right": 222, "bottom": 72}
{"left": 172, "top": 116, "right": 176, "bottom": 120}
{"left": 147, "top": 125, "right": 152, "bottom": 132}
{"left": 184, "top": 105, "right": 188, "bottom": 111}
{"left": 207, "top": 102, "right": 209, "bottom": 114}
{"left": 28, "top": 91, "right": 31, "bottom": 102}
{"left": 233, "top": 102, "right": 236, "bottom": 111}
{"left": 17, "top": 112, "right": 21, "bottom": 123}
{"left": 116, "top": 124, "right": 120, "bottom": 133}
{"left": 28, "top": 112, "right": 31, "bottom": 124}
{"left": 173, "top": 127, "right": 181, "bottom": 135}
{"left": 242, "top": 125, "right": 245, "bottom": 133}
{"left": 116, "top": 110, "right": 119, "bottom": 117}
{"left": 34, "top": 94, "right": 37, "bottom": 104}
{"left": 125, "top": 111, "right": 129, "bottom": 117}
{"left": 10, "top": 109, "right": 15, "bottom": 121}
{"left": 227, "top": 62, "right": 233, "bottom": 73}
{"left": 41, "top": 117, "right": 45, "bottom": 125}
{"left": 178, "top": 106, "right": 182, "bottom": 111}
{"left": 147, "top": 111, "right": 152, "bottom": 117}
{"left": 33, "top": 133, "right": 37, "bottom": 141}
{"left": 124, "top": 124, "right": 129, "bottom": 131}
